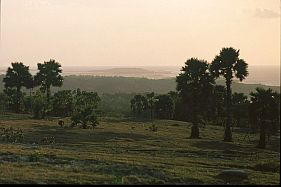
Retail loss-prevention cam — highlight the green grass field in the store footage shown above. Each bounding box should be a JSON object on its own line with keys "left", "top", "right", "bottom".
{"left": 0, "top": 113, "right": 279, "bottom": 185}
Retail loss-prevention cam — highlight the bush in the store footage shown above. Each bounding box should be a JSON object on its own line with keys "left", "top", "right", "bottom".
{"left": 71, "top": 106, "right": 99, "bottom": 129}
{"left": 149, "top": 124, "right": 158, "bottom": 132}
{"left": 70, "top": 90, "right": 100, "bottom": 129}
{"left": 4, "top": 88, "right": 26, "bottom": 112}
{"left": 0, "top": 127, "right": 24, "bottom": 143}
{"left": 52, "top": 90, "right": 73, "bottom": 117}
{"left": 32, "top": 91, "right": 51, "bottom": 119}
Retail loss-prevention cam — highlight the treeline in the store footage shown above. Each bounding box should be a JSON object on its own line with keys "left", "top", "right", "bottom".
{"left": 0, "top": 75, "right": 279, "bottom": 96}
{"left": 130, "top": 47, "right": 280, "bottom": 149}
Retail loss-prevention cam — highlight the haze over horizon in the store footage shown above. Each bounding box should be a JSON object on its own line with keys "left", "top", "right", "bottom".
{"left": 0, "top": 0, "right": 280, "bottom": 67}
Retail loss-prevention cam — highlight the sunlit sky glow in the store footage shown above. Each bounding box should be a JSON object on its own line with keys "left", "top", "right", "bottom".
{"left": 0, "top": 0, "right": 280, "bottom": 67}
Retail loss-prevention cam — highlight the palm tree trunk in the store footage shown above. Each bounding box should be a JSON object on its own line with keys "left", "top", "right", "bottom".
{"left": 224, "top": 78, "right": 233, "bottom": 142}
{"left": 191, "top": 94, "right": 200, "bottom": 139}
{"left": 191, "top": 120, "right": 200, "bottom": 138}
{"left": 258, "top": 120, "right": 266, "bottom": 148}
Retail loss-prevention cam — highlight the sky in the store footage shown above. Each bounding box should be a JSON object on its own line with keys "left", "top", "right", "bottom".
{"left": 0, "top": 0, "right": 280, "bottom": 67}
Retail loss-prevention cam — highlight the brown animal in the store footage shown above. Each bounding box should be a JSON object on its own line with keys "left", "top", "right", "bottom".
{"left": 58, "top": 120, "right": 65, "bottom": 127}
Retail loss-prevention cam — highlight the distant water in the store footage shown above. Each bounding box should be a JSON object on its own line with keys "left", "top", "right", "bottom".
{"left": 0, "top": 65, "right": 280, "bottom": 86}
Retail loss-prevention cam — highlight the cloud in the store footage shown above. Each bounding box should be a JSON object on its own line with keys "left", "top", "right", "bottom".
{"left": 254, "top": 8, "right": 280, "bottom": 19}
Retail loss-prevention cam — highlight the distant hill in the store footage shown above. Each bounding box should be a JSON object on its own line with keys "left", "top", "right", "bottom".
{"left": 0, "top": 74, "right": 279, "bottom": 95}
{"left": 89, "top": 68, "right": 153, "bottom": 74}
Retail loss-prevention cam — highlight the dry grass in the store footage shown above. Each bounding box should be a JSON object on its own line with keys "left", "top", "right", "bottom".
{"left": 0, "top": 114, "right": 279, "bottom": 184}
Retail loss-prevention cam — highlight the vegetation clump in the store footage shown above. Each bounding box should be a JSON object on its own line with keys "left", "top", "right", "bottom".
{"left": 71, "top": 89, "right": 100, "bottom": 129}
{"left": 0, "top": 127, "right": 24, "bottom": 143}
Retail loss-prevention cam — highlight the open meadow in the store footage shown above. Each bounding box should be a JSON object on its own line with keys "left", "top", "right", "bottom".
{"left": 0, "top": 113, "right": 279, "bottom": 185}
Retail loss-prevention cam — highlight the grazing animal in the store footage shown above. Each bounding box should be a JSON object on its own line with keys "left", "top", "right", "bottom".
{"left": 58, "top": 120, "right": 65, "bottom": 127}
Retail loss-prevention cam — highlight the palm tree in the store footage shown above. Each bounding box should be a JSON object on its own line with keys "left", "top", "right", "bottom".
{"left": 176, "top": 58, "right": 215, "bottom": 138}
{"left": 3, "top": 62, "right": 33, "bottom": 113}
{"left": 210, "top": 47, "right": 248, "bottom": 142}
{"left": 34, "top": 59, "right": 63, "bottom": 104}
{"left": 250, "top": 88, "right": 279, "bottom": 149}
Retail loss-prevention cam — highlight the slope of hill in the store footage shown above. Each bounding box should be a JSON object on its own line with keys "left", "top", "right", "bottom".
{"left": 0, "top": 75, "right": 279, "bottom": 95}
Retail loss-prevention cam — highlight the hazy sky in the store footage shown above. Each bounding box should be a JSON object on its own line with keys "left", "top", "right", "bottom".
{"left": 0, "top": 0, "right": 280, "bottom": 67}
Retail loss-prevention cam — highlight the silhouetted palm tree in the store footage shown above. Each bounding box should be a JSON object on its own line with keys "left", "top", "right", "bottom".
{"left": 3, "top": 62, "right": 33, "bottom": 113}
{"left": 210, "top": 47, "right": 248, "bottom": 142}
{"left": 34, "top": 59, "right": 63, "bottom": 104}
{"left": 177, "top": 58, "right": 215, "bottom": 138}
{"left": 250, "top": 88, "right": 280, "bottom": 149}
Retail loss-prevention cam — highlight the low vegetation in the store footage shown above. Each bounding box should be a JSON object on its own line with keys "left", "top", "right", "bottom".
{"left": 0, "top": 114, "right": 279, "bottom": 185}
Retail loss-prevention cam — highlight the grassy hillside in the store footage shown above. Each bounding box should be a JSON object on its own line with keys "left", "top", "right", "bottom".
{"left": 0, "top": 113, "right": 279, "bottom": 184}
{"left": 0, "top": 75, "right": 279, "bottom": 95}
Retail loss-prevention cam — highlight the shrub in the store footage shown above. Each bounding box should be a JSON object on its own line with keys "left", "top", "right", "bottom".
{"left": 71, "top": 106, "right": 99, "bottom": 129}
{"left": 32, "top": 91, "right": 51, "bottom": 119}
{"left": 149, "top": 124, "right": 158, "bottom": 132}
{"left": 70, "top": 90, "right": 100, "bottom": 129}
{"left": 52, "top": 90, "right": 73, "bottom": 117}
{"left": 0, "top": 127, "right": 24, "bottom": 143}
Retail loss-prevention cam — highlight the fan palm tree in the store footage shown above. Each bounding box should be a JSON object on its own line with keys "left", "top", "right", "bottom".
{"left": 250, "top": 88, "right": 279, "bottom": 149}
{"left": 210, "top": 47, "right": 248, "bottom": 142}
{"left": 176, "top": 58, "right": 215, "bottom": 138}
{"left": 3, "top": 62, "right": 33, "bottom": 113}
{"left": 34, "top": 59, "right": 63, "bottom": 104}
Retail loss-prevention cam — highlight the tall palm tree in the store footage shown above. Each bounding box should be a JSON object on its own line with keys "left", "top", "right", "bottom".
{"left": 34, "top": 59, "right": 63, "bottom": 104}
{"left": 3, "top": 62, "right": 33, "bottom": 113}
{"left": 177, "top": 58, "right": 215, "bottom": 138}
{"left": 210, "top": 47, "right": 248, "bottom": 142}
{"left": 250, "top": 88, "right": 279, "bottom": 149}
